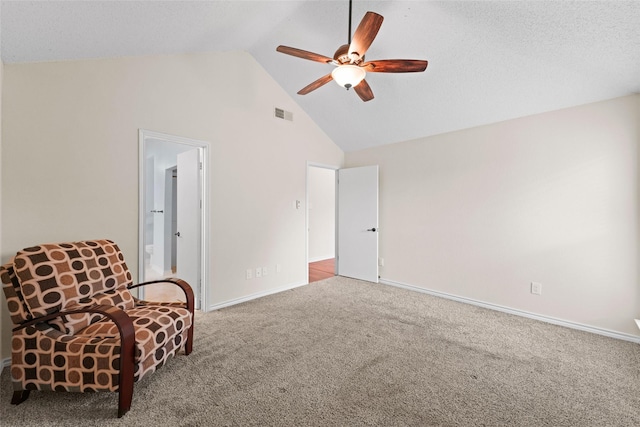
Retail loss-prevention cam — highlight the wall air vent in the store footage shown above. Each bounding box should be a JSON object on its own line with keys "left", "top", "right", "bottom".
{"left": 274, "top": 107, "right": 293, "bottom": 121}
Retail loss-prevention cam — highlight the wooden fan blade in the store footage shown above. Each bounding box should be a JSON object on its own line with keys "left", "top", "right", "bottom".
{"left": 361, "top": 59, "right": 428, "bottom": 73}
{"left": 348, "top": 12, "right": 384, "bottom": 62}
{"left": 276, "top": 45, "right": 333, "bottom": 64}
{"left": 298, "top": 73, "right": 334, "bottom": 95}
{"left": 354, "top": 79, "right": 374, "bottom": 102}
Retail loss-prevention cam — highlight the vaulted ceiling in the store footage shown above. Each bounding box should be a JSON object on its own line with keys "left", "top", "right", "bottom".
{"left": 2, "top": 1, "right": 639, "bottom": 152}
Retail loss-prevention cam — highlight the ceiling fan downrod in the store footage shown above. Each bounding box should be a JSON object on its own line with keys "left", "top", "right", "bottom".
{"left": 348, "top": 0, "right": 352, "bottom": 45}
{"left": 333, "top": 0, "right": 364, "bottom": 91}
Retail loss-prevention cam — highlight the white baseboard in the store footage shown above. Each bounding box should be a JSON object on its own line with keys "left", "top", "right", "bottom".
{"left": 208, "top": 281, "right": 307, "bottom": 312}
{"left": 380, "top": 278, "right": 640, "bottom": 344}
{"left": 308, "top": 255, "right": 335, "bottom": 263}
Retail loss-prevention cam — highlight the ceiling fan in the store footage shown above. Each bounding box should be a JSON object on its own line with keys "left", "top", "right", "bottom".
{"left": 276, "top": 0, "right": 428, "bottom": 102}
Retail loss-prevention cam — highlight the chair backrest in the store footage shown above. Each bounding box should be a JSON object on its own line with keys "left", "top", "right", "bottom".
{"left": 2, "top": 239, "right": 135, "bottom": 333}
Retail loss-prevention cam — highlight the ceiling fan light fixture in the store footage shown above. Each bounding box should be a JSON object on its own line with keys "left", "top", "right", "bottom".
{"left": 331, "top": 65, "right": 366, "bottom": 89}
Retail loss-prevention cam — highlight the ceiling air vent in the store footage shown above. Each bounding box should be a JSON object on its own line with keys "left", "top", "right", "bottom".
{"left": 274, "top": 107, "right": 293, "bottom": 121}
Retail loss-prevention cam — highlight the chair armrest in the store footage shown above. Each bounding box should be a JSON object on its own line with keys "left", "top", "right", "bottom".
{"left": 12, "top": 304, "right": 135, "bottom": 340}
{"left": 129, "top": 279, "right": 195, "bottom": 313}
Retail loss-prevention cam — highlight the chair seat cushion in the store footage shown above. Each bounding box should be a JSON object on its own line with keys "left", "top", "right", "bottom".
{"left": 76, "top": 305, "right": 192, "bottom": 379}
{"left": 49, "top": 288, "right": 136, "bottom": 335}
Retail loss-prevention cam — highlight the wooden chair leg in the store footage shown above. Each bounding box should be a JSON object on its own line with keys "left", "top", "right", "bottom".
{"left": 118, "top": 383, "right": 133, "bottom": 418}
{"left": 117, "top": 348, "right": 135, "bottom": 417}
{"left": 11, "top": 390, "right": 30, "bottom": 405}
{"left": 117, "top": 362, "right": 134, "bottom": 418}
{"left": 185, "top": 325, "right": 194, "bottom": 355}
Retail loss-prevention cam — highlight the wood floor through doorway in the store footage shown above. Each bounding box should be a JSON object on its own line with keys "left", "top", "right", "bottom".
{"left": 309, "top": 258, "right": 335, "bottom": 282}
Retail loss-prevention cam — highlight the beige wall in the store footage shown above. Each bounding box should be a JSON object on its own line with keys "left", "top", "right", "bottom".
{"left": 1, "top": 50, "right": 637, "bottom": 364}
{"left": 346, "top": 95, "right": 640, "bottom": 337}
{"left": 1, "top": 52, "right": 344, "bottom": 356}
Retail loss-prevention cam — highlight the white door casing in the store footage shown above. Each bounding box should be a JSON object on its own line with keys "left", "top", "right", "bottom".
{"left": 138, "top": 129, "right": 209, "bottom": 312}
{"left": 337, "top": 165, "right": 379, "bottom": 283}
{"left": 176, "top": 148, "right": 202, "bottom": 309}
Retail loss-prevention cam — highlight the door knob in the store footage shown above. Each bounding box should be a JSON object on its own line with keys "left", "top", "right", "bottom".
{"left": 367, "top": 228, "right": 377, "bottom": 232}
{"left": 174, "top": 232, "right": 181, "bottom": 237}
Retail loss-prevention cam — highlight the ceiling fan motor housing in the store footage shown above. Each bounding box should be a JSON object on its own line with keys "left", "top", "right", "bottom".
{"left": 333, "top": 44, "right": 363, "bottom": 65}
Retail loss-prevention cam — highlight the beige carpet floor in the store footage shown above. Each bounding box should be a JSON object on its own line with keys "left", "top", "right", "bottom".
{"left": 1, "top": 276, "right": 639, "bottom": 426}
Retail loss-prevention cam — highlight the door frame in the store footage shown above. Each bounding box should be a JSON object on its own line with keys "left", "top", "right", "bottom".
{"left": 306, "top": 162, "right": 339, "bottom": 283}
{"left": 138, "top": 129, "right": 210, "bottom": 311}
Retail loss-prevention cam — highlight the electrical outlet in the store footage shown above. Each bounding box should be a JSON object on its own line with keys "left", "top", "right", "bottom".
{"left": 378, "top": 257, "right": 385, "bottom": 267}
{"left": 276, "top": 264, "right": 282, "bottom": 273}
{"left": 531, "top": 282, "right": 542, "bottom": 295}
{"left": 246, "top": 269, "right": 253, "bottom": 280}
{"left": 255, "top": 267, "right": 262, "bottom": 278}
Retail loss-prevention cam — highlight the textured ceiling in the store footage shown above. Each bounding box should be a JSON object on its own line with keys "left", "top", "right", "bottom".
{"left": 1, "top": 1, "right": 639, "bottom": 152}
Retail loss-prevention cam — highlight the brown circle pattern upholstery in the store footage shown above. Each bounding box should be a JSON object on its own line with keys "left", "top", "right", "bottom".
{"left": 76, "top": 305, "right": 191, "bottom": 381}
{"left": 1, "top": 239, "right": 194, "bottom": 406}
{"left": 0, "top": 262, "right": 33, "bottom": 325}
{"left": 11, "top": 325, "right": 122, "bottom": 392}
{"left": 13, "top": 240, "right": 134, "bottom": 333}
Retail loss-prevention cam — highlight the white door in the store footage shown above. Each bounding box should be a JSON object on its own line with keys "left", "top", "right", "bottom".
{"left": 337, "top": 165, "right": 379, "bottom": 283}
{"left": 176, "top": 148, "right": 201, "bottom": 308}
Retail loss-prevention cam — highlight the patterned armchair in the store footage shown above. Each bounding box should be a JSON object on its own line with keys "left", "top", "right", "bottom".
{"left": 1, "top": 239, "right": 194, "bottom": 417}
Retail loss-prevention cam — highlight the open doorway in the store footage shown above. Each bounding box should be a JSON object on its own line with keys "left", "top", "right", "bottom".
{"left": 307, "top": 164, "right": 380, "bottom": 284}
{"left": 307, "top": 164, "right": 338, "bottom": 283}
{"left": 139, "top": 129, "right": 209, "bottom": 310}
